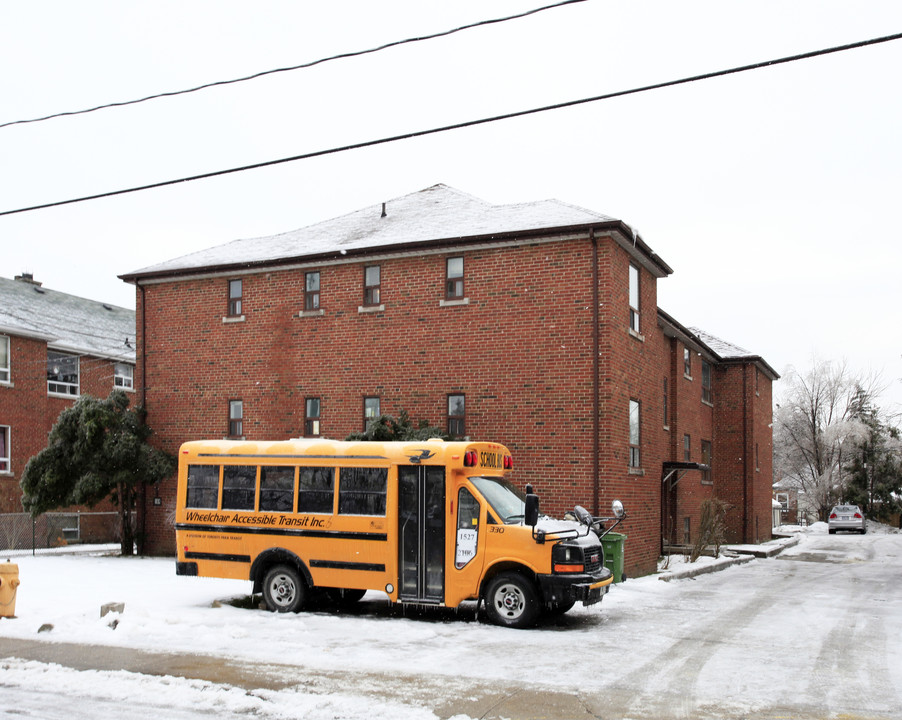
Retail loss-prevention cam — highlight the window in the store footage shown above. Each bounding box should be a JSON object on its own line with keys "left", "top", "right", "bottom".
{"left": 114, "top": 363, "right": 134, "bottom": 390}
{"left": 683, "top": 347, "right": 692, "bottom": 377}
{"left": 338, "top": 467, "right": 387, "bottom": 515}
{"left": 663, "top": 378, "right": 669, "bottom": 426}
{"left": 364, "top": 397, "right": 380, "bottom": 431}
{"left": 221, "top": 465, "right": 256, "bottom": 510}
{"left": 701, "top": 440, "right": 712, "bottom": 485}
{"left": 260, "top": 466, "right": 295, "bottom": 512}
{"left": 701, "top": 360, "right": 712, "bottom": 404}
{"left": 228, "top": 400, "right": 243, "bottom": 438}
{"left": 0, "top": 425, "right": 9, "bottom": 472}
{"left": 629, "top": 399, "right": 641, "bottom": 468}
{"left": 298, "top": 467, "right": 334, "bottom": 513}
{"left": 448, "top": 394, "right": 465, "bottom": 436}
{"left": 364, "top": 265, "right": 381, "bottom": 306}
{"left": 47, "top": 351, "right": 79, "bottom": 396}
{"left": 0, "top": 335, "right": 9, "bottom": 383}
{"left": 304, "top": 271, "right": 320, "bottom": 311}
{"left": 683, "top": 434, "right": 691, "bottom": 462}
{"left": 628, "top": 264, "right": 640, "bottom": 333}
{"left": 304, "top": 398, "right": 321, "bottom": 437}
{"left": 228, "top": 279, "right": 243, "bottom": 316}
{"left": 446, "top": 257, "right": 464, "bottom": 300}
{"left": 776, "top": 492, "right": 789, "bottom": 512}
{"left": 455, "top": 487, "right": 480, "bottom": 569}
{"left": 186, "top": 465, "right": 219, "bottom": 509}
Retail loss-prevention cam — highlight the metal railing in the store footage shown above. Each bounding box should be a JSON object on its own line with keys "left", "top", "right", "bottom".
{"left": 0, "top": 511, "right": 131, "bottom": 554}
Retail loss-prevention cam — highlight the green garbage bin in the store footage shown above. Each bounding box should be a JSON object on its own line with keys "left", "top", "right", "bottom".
{"left": 601, "top": 532, "right": 626, "bottom": 583}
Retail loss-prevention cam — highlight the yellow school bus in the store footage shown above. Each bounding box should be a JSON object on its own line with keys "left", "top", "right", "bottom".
{"left": 175, "top": 437, "right": 616, "bottom": 627}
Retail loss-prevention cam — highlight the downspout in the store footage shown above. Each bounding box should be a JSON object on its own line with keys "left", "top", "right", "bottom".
{"left": 136, "top": 282, "right": 147, "bottom": 554}
{"left": 742, "top": 365, "right": 749, "bottom": 542}
{"left": 592, "top": 230, "right": 600, "bottom": 516}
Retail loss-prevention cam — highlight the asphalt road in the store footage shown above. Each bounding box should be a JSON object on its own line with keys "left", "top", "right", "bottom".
{"left": 3, "top": 531, "right": 901, "bottom": 719}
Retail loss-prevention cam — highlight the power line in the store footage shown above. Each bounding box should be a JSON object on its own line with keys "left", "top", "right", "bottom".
{"left": 0, "top": 0, "right": 586, "bottom": 130}
{"left": 2, "top": 30, "right": 900, "bottom": 219}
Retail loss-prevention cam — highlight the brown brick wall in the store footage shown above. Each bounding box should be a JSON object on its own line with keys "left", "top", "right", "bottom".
{"left": 0, "top": 333, "right": 130, "bottom": 514}
{"left": 136, "top": 233, "right": 775, "bottom": 575}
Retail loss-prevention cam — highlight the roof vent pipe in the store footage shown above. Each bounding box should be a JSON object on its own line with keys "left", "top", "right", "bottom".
{"left": 381, "top": 202, "right": 387, "bottom": 218}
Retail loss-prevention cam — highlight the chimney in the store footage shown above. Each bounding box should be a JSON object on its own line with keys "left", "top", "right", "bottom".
{"left": 15, "top": 272, "right": 42, "bottom": 286}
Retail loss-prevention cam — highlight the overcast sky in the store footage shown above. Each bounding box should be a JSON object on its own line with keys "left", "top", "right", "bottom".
{"left": 2, "top": 1, "right": 900, "bottom": 412}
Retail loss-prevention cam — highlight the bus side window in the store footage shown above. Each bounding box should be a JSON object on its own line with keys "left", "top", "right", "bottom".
{"left": 455, "top": 487, "right": 480, "bottom": 569}
{"left": 338, "top": 467, "right": 387, "bottom": 516}
{"left": 186, "top": 465, "right": 219, "bottom": 509}
{"left": 260, "top": 466, "right": 295, "bottom": 512}
{"left": 221, "top": 465, "right": 257, "bottom": 510}
{"left": 298, "top": 467, "right": 334, "bottom": 513}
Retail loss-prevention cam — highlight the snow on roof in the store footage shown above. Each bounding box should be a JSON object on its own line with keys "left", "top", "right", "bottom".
{"left": 124, "top": 184, "right": 623, "bottom": 278}
{"left": 688, "top": 327, "right": 753, "bottom": 359}
{"left": 0, "top": 275, "right": 136, "bottom": 362}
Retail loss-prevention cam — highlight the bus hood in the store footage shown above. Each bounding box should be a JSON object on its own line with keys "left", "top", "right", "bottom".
{"left": 534, "top": 516, "right": 600, "bottom": 546}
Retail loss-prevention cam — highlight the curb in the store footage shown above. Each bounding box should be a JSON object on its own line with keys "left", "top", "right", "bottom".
{"left": 656, "top": 534, "right": 801, "bottom": 582}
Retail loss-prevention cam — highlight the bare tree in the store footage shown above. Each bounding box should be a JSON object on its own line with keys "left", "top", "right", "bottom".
{"left": 774, "top": 359, "right": 884, "bottom": 521}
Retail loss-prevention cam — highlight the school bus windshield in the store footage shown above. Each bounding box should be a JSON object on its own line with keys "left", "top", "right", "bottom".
{"left": 470, "top": 475, "right": 527, "bottom": 524}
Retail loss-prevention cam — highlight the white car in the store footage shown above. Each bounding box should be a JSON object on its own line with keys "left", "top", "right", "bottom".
{"left": 828, "top": 505, "right": 866, "bottom": 534}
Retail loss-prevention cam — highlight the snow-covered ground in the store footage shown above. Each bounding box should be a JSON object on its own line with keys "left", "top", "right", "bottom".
{"left": 1, "top": 522, "right": 900, "bottom": 719}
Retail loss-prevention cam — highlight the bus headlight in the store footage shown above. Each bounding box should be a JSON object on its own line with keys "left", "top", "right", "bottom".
{"left": 552, "top": 543, "right": 585, "bottom": 573}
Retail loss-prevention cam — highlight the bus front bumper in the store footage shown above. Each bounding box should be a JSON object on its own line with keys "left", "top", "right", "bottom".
{"left": 176, "top": 561, "right": 198, "bottom": 576}
{"left": 536, "top": 566, "right": 614, "bottom": 607}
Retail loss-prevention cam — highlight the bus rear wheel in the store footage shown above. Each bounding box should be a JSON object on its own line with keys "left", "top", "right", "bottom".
{"left": 262, "top": 564, "right": 306, "bottom": 613}
{"left": 484, "top": 572, "right": 539, "bottom": 628}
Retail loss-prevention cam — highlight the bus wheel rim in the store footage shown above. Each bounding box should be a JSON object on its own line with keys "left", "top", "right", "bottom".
{"left": 271, "top": 574, "right": 296, "bottom": 606}
{"left": 495, "top": 583, "right": 524, "bottom": 617}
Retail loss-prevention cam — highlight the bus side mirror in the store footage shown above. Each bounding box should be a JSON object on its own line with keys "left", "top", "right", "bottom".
{"left": 612, "top": 499, "right": 625, "bottom": 518}
{"left": 525, "top": 493, "right": 540, "bottom": 526}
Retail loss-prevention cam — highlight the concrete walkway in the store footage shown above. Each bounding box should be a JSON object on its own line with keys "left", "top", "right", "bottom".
{"left": 1, "top": 636, "right": 604, "bottom": 720}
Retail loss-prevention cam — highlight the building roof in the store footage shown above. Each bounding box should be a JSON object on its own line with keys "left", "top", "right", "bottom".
{"left": 689, "top": 328, "right": 753, "bottom": 359}
{"left": 0, "top": 275, "right": 136, "bottom": 363}
{"left": 658, "top": 309, "right": 779, "bottom": 380}
{"left": 121, "top": 183, "right": 673, "bottom": 281}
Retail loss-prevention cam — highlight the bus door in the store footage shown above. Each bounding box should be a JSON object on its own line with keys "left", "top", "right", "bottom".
{"left": 398, "top": 465, "right": 445, "bottom": 603}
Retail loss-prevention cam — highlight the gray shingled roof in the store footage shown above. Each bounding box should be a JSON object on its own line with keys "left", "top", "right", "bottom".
{"left": 123, "top": 184, "right": 638, "bottom": 279}
{"left": 0, "top": 276, "right": 135, "bottom": 362}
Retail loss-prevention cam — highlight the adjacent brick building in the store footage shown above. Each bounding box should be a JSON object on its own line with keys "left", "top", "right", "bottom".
{"left": 0, "top": 273, "right": 136, "bottom": 520}
{"left": 122, "top": 184, "right": 777, "bottom": 576}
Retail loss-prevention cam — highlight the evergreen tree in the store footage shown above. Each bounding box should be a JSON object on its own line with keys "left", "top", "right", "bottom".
{"left": 346, "top": 410, "right": 451, "bottom": 442}
{"left": 846, "top": 417, "right": 902, "bottom": 521}
{"left": 20, "top": 390, "right": 175, "bottom": 555}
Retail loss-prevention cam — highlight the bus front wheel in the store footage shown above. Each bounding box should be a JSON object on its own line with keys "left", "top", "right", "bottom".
{"left": 484, "top": 572, "right": 539, "bottom": 628}
{"left": 262, "top": 564, "right": 306, "bottom": 613}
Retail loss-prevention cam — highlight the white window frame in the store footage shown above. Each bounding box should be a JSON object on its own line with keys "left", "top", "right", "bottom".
{"left": 628, "top": 264, "right": 640, "bottom": 333}
{"left": 0, "top": 335, "right": 9, "bottom": 384}
{"left": 0, "top": 425, "right": 9, "bottom": 473}
{"left": 629, "top": 399, "right": 641, "bottom": 468}
{"left": 114, "top": 362, "right": 134, "bottom": 390}
{"left": 47, "top": 350, "right": 80, "bottom": 397}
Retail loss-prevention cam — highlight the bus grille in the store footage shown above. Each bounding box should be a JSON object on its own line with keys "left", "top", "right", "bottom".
{"left": 585, "top": 550, "right": 602, "bottom": 574}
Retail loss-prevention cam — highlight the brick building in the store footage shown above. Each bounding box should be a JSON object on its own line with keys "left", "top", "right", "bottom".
{"left": 121, "top": 184, "right": 777, "bottom": 576}
{"left": 0, "top": 273, "right": 136, "bottom": 516}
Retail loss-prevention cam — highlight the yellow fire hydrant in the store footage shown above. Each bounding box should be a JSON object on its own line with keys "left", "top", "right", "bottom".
{"left": 0, "top": 560, "right": 20, "bottom": 618}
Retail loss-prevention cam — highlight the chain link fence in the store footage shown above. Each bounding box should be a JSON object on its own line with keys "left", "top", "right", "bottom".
{"left": 0, "top": 511, "right": 131, "bottom": 553}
